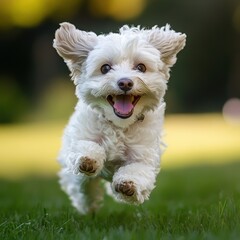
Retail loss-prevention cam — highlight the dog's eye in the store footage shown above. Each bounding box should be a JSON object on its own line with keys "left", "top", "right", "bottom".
{"left": 136, "top": 63, "right": 146, "bottom": 73}
{"left": 101, "top": 64, "right": 112, "bottom": 74}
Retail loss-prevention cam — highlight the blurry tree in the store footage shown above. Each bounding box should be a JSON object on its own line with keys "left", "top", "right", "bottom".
{"left": 89, "top": 0, "right": 147, "bottom": 21}
{"left": 0, "top": 0, "right": 81, "bottom": 29}
{"left": 0, "top": 0, "right": 239, "bottom": 122}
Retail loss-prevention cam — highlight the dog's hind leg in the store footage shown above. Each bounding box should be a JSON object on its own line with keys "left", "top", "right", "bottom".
{"left": 58, "top": 169, "right": 104, "bottom": 214}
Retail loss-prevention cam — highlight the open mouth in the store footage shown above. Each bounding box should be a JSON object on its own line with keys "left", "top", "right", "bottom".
{"left": 107, "top": 95, "right": 141, "bottom": 119}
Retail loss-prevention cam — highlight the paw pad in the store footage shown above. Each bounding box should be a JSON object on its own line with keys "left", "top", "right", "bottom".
{"left": 79, "top": 157, "right": 97, "bottom": 176}
{"left": 115, "top": 181, "right": 135, "bottom": 196}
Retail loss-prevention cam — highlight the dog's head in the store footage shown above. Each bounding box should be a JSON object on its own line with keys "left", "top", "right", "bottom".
{"left": 53, "top": 23, "right": 186, "bottom": 128}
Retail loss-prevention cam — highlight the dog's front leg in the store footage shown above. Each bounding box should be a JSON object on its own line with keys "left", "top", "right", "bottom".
{"left": 60, "top": 140, "right": 106, "bottom": 176}
{"left": 111, "top": 162, "right": 157, "bottom": 204}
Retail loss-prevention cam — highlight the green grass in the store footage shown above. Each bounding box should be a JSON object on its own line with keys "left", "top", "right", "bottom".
{"left": 1, "top": 114, "right": 239, "bottom": 239}
{"left": 1, "top": 161, "right": 240, "bottom": 240}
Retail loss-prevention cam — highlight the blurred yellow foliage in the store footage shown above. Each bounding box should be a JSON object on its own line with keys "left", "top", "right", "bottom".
{"left": 9, "top": 0, "right": 48, "bottom": 27}
{"left": 90, "top": 0, "right": 146, "bottom": 20}
{"left": 0, "top": 0, "right": 81, "bottom": 28}
{"left": 0, "top": 0, "right": 146, "bottom": 28}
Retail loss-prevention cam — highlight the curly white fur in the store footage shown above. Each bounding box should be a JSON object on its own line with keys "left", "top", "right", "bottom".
{"left": 53, "top": 22, "right": 186, "bottom": 214}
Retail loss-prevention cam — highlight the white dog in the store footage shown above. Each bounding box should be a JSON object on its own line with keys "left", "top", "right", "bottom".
{"left": 53, "top": 22, "right": 186, "bottom": 214}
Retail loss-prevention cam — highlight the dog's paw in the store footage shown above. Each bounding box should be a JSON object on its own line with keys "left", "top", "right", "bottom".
{"left": 79, "top": 156, "right": 98, "bottom": 176}
{"left": 115, "top": 181, "right": 135, "bottom": 196}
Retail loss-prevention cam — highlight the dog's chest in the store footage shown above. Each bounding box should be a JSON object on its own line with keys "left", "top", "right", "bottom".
{"left": 99, "top": 127, "right": 132, "bottom": 180}
{"left": 101, "top": 126, "right": 130, "bottom": 162}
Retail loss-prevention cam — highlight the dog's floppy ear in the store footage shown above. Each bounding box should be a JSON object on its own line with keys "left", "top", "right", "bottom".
{"left": 53, "top": 22, "right": 98, "bottom": 82}
{"left": 148, "top": 24, "right": 186, "bottom": 69}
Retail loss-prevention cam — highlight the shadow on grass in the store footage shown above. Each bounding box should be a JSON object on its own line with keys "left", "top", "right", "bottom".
{"left": 1, "top": 160, "right": 240, "bottom": 239}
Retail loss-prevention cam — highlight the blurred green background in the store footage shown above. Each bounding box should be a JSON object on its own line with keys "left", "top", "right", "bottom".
{"left": 0, "top": 0, "right": 240, "bottom": 178}
{"left": 0, "top": 0, "right": 240, "bottom": 122}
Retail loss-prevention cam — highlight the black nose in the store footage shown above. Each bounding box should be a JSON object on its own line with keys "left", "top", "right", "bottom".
{"left": 117, "top": 78, "right": 133, "bottom": 92}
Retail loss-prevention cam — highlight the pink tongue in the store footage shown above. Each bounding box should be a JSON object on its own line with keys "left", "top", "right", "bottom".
{"left": 113, "top": 95, "right": 134, "bottom": 115}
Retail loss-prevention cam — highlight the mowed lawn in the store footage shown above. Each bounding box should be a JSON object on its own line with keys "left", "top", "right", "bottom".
{"left": 0, "top": 114, "right": 240, "bottom": 239}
